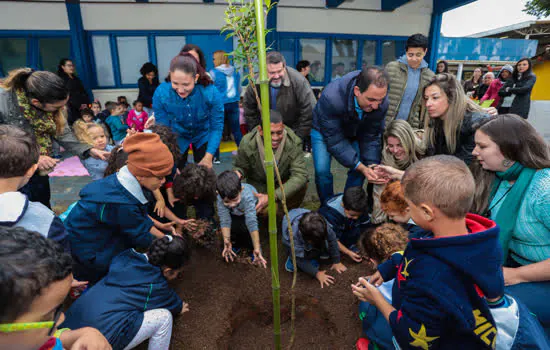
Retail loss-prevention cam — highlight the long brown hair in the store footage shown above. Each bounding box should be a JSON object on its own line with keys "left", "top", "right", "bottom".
{"left": 423, "top": 73, "right": 481, "bottom": 154}
{"left": 470, "top": 114, "right": 550, "bottom": 214}
{"left": 1, "top": 68, "right": 67, "bottom": 135}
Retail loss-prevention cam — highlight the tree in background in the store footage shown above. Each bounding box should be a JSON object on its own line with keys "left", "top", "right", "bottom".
{"left": 524, "top": 0, "right": 550, "bottom": 18}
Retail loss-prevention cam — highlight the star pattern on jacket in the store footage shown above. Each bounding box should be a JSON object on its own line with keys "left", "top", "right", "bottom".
{"left": 409, "top": 324, "right": 439, "bottom": 349}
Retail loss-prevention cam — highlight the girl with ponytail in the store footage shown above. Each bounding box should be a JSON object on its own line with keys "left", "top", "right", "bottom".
{"left": 62, "top": 235, "right": 191, "bottom": 350}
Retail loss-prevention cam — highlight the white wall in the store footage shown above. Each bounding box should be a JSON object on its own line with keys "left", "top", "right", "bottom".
{"left": 278, "top": 0, "right": 432, "bottom": 35}
{"left": 530, "top": 101, "right": 550, "bottom": 142}
{"left": 0, "top": 1, "right": 69, "bottom": 30}
{"left": 81, "top": 3, "right": 225, "bottom": 31}
{"left": 92, "top": 88, "right": 139, "bottom": 106}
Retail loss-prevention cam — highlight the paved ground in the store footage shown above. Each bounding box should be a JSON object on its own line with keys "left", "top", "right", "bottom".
{"left": 50, "top": 151, "right": 349, "bottom": 214}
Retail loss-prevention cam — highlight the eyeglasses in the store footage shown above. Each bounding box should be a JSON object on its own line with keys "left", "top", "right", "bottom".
{"left": 0, "top": 304, "right": 63, "bottom": 336}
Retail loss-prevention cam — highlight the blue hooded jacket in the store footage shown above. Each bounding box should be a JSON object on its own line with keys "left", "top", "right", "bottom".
{"left": 312, "top": 70, "right": 389, "bottom": 169}
{"left": 211, "top": 65, "right": 241, "bottom": 105}
{"left": 153, "top": 82, "right": 224, "bottom": 155}
{"left": 66, "top": 167, "right": 154, "bottom": 283}
{"left": 378, "top": 214, "right": 504, "bottom": 349}
{"left": 61, "top": 249, "right": 183, "bottom": 350}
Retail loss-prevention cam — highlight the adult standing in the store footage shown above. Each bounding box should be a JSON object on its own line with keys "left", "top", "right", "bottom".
{"left": 462, "top": 67, "right": 483, "bottom": 98}
{"left": 471, "top": 114, "right": 550, "bottom": 332}
{"left": 137, "top": 62, "right": 160, "bottom": 114}
{"left": 423, "top": 73, "right": 489, "bottom": 164}
{"left": 480, "top": 65, "right": 513, "bottom": 109}
{"left": 296, "top": 60, "right": 311, "bottom": 81}
{"left": 243, "top": 51, "right": 316, "bottom": 142}
{"left": 57, "top": 58, "right": 90, "bottom": 125}
{"left": 498, "top": 58, "right": 537, "bottom": 119}
{"left": 384, "top": 34, "right": 435, "bottom": 130}
{"left": 180, "top": 44, "right": 207, "bottom": 72}
{"left": 0, "top": 68, "right": 109, "bottom": 207}
{"left": 312, "top": 67, "right": 389, "bottom": 205}
{"left": 436, "top": 60, "right": 449, "bottom": 74}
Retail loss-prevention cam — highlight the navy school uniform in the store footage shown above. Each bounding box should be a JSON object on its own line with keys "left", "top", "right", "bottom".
{"left": 65, "top": 166, "right": 154, "bottom": 284}
{"left": 61, "top": 249, "right": 183, "bottom": 350}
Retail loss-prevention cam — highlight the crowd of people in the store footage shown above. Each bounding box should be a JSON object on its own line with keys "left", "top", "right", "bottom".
{"left": 0, "top": 32, "right": 547, "bottom": 350}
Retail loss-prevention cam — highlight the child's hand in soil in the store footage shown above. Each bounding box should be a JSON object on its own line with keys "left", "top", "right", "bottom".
{"left": 351, "top": 277, "right": 384, "bottom": 304}
{"left": 154, "top": 199, "right": 166, "bottom": 218}
{"left": 316, "top": 270, "right": 335, "bottom": 288}
{"left": 253, "top": 250, "right": 267, "bottom": 268}
{"left": 331, "top": 262, "right": 347, "bottom": 274}
{"left": 347, "top": 250, "right": 363, "bottom": 263}
{"left": 222, "top": 242, "right": 237, "bottom": 262}
{"left": 181, "top": 302, "right": 190, "bottom": 314}
{"left": 157, "top": 221, "right": 176, "bottom": 234}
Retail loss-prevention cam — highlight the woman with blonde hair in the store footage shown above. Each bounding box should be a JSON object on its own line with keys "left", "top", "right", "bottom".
{"left": 0, "top": 68, "right": 109, "bottom": 207}
{"left": 210, "top": 50, "right": 242, "bottom": 162}
{"left": 423, "top": 73, "right": 489, "bottom": 164}
{"left": 370, "top": 120, "right": 425, "bottom": 223}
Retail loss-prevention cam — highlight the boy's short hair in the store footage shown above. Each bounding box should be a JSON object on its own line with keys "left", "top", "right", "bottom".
{"left": 298, "top": 212, "right": 328, "bottom": 248}
{"left": 173, "top": 164, "right": 217, "bottom": 205}
{"left": 80, "top": 108, "right": 94, "bottom": 118}
{"left": 342, "top": 186, "right": 369, "bottom": 213}
{"left": 105, "top": 101, "right": 117, "bottom": 112}
{"left": 358, "top": 223, "right": 408, "bottom": 264}
{"left": 296, "top": 60, "right": 310, "bottom": 72}
{"left": 380, "top": 181, "right": 408, "bottom": 213}
{"left": 217, "top": 170, "right": 241, "bottom": 200}
{"left": 401, "top": 155, "right": 475, "bottom": 219}
{"left": 406, "top": 33, "right": 428, "bottom": 51}
{"left": 0, "top": 125, "right": 40, "bottom": 178}
{"left": 0, "top": 225, "right": 72, "bottom": 323}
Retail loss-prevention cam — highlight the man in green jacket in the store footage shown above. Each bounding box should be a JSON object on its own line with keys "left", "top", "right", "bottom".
{"left": 234, "top": 110, "right": 308, "bottom": 215}
{"left": 384, "top": 33, "right": 435, "bottom": 129}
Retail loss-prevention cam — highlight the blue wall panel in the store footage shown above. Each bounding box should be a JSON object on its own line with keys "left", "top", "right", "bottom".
{"left": 186, "top": 34, "right": 233, "bottom": 72}
{"left": 437, "top": 37, "right": 538, "bottom": 62}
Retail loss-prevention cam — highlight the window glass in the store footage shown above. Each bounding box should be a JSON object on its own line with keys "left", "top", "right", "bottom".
{"left": 299, "top": 39, "right": 325, "bottom": 84}
{"left": 382, "top": 40, "right": 406, "bottom": 65}
{"left": 155, "top": 36, "right": 186, "bottom": 80}
{"left": 116, "top": 36, "right": 149, "bottom": 85}
{"left": 0, "top": 38, "right": 27, "bottom": 77}
{"left": 331, "top": 39, "right": 357, "bottom": 81}
{"left": 362, "top": 40, "right": 376, "bottom": 69}
{"left": 91, "top": 36, "right": 115, "bottom": 87}
{"left": 279, "top": 38, "right": 295, "bottom": 69}
{"left": 39, "top": 38, "right": 71, "bottom": 73}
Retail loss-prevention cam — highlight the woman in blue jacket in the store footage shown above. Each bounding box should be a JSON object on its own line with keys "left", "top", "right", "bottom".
{"left": 62, "top": 235, "right": 191, "bottom": 350}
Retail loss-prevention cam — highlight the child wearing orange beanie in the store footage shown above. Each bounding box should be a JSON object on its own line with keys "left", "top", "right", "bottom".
{"left": 65, "top": 133, "right": 176, "bottom": 284}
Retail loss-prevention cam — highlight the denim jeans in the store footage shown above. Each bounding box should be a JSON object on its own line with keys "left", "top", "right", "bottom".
{"left": 311, "top": 129, "right": 365, "bottom": 205}
{"left": 215, "top": 101, "right": 243, "bottom": 159}
{"left": 506, "top": 281, "right": 550, "bottom": 335}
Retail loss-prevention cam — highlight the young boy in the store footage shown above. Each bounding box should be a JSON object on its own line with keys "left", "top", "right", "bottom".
{"left": 0, "top": 226, "right": 110, "bottom": 350}
{"left": 105, "top": 103, "right": 128, "bottom": 145}
{"left": 216, "top": 170, "right": 266, "bottom": 268}
{"left": 66, "top": 133, "right": 174, "bottom": 284}
{"left": 380, "top": 180, "right": 427, "bottom": 239}
{"left": 318, "top": 186, "right": 371, "bottom": 263}
{"left": 283, "top": 209, "right": 347, "bottom": 288}
{"left": 352, "top": 155, "right": 504, "bottom": 349}
{"left": 0, "top": 125, "right": 67, "bottom": 249}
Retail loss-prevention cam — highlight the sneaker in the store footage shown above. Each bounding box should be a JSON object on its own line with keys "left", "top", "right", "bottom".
{"left": 285, "top": 256, "right": 294, "bottom": 272}
{"left": 213, "top": 158, "right": 221, "bottom": 164}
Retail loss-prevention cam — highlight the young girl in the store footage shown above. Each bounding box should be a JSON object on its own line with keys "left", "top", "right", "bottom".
{"left": 358, "top": 223, "right": 408, "bottom": 269}
{"left": 73, "top": 108, "right": 95, "bottom": 145}
{"left": 127, "top": 100, "right": 149, "bottom": 132}
{"left": 81, "top": 124, "right": 114, "bottom": 180}
{"left": 91, "top": 100, "right": 102, "bottom": 119}
{"left": 61, "top": 235, "right": 191, "bottom": 350}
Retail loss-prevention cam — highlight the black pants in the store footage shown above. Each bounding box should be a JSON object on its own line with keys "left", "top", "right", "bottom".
{"left": 19, "top": 173, "right": 51, "bottom": 208}
{"left": 172, "top": 142, "right": 215, "bottom": 221}
{"left": 230, "top": 214, "right": 253, "bottom": 250}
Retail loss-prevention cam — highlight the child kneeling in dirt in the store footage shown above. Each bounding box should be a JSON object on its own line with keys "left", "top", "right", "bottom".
{"left": 65, "top": 133, "right": 175, "bottom": 284}
{"left": 318, "top": 186, "right": 371, "bottom": 263}
{"left": 283, "top": 209, "right": 347, "bottom": 288}
{"left": 216, "top": 170, "right": 267, "bottom": 268}
{"left": 62, "top": 235, "right": 190, "bottom": 350}
{"left": 0, "top": 226, "right": 110, "bottom": 350}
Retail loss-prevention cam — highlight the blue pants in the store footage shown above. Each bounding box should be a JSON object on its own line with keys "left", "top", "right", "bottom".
{"left": 506, "top": 281, "right": 550, "bottom": 334}
{"left": 215, "top": 101, "right": 242, "bottom": 159}
{"left": 358, "top": 301, "right": 394, "bottom": 349}
{"left": 311, "top": 129, "right": 364, "bottom": 205}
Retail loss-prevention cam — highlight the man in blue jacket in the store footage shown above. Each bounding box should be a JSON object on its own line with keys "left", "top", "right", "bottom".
{"left": 312, "top": 66, "right": 389, "bottom": 204}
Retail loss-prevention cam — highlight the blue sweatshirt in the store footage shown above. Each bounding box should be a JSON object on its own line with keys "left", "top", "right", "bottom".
{"left": 378, "top": 214, "right": 504, "bottom": 349}
{"left": 210, "top": 65, "right": 241, "bottom": 105}
{"left": 66, "top": 166, "right": 154, "bottom": 283}
{"left": 395, "top": 55, "right": 428, "bottom": 122}
{"left": 153, "top": 82, "right": 224, "bottom": 155}
{"left": 61, "top": 249, "right": 182, "bottom": 350}
{"left": 216, "top": 183, "right": 259, "bottom": 233}
{"left": 106, "top": 115, "right": 128, "bottom": 142}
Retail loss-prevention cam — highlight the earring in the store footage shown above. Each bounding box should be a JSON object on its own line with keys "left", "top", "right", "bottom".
{"left": 502, "top": 159, "right": 513, "bottom": 168}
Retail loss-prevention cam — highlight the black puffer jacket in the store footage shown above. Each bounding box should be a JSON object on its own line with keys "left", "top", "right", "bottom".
{"left": 498, "top": 73, "right": 536, "bottom": 119}
{"left": 427, "top": 111, "right": 489, "bottom": 164}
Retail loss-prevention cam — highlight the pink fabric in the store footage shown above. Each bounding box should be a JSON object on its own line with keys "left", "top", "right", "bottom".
{"left": 48, "top": 156, "right": 90, "bottom": 177}
{"left": 481, "top": 79, "right": 503, "bottom": 108}
{"left": 126, "top": 110, "right": 149, "bottom": 132}
{"left": 239, "top": 107, "right": 246, "bottom": 125}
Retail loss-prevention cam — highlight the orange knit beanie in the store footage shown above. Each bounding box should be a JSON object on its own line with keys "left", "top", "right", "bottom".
{"left": 124, "top": 133, "right": 174, "bottom": 177}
